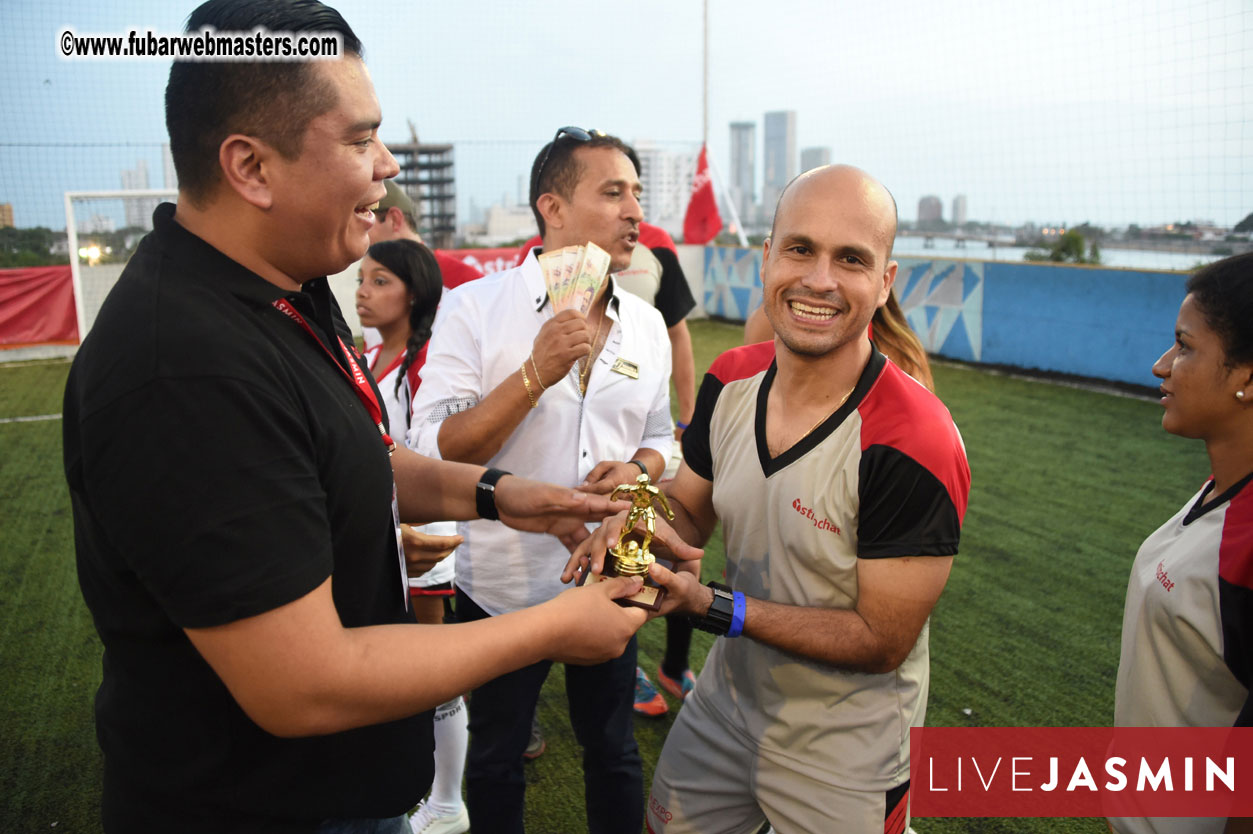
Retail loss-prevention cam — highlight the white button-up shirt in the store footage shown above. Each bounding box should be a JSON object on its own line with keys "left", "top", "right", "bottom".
{"left": 409, "top": 250, "right": 673, "bottom": 614}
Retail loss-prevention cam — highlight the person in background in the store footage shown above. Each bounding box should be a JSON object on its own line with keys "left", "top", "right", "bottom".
{"left": 515, "top": 146, "right": 700, "bottom": 720}
{"left": 1110, "top": 252, "right": 1253, "bottom": 834}
{"left": 360, "top": 180, "right": 483, "bottom": 352}
{"left": 410, "top": 127, "right": 673, "bottom": 834}
{"left": 356, "top": 238, "right": 470, "bottom": 834}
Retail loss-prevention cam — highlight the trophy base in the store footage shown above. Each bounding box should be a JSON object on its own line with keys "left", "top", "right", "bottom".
{"left": 577, "top": 564, "right": 666, "bottom": 612}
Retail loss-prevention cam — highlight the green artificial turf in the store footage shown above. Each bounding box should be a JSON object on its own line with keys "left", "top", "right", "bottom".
{"left": 0, "top": 325, "right": 1211, "bottom": 833}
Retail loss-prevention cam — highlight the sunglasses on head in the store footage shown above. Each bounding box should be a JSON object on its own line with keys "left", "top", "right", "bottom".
{"left": 534, "top": 126, "right": 606, "bottom": 194}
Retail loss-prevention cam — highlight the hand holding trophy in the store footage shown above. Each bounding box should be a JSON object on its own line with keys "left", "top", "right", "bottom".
{"left": 578, "top": 472, "right": 674, "bottom": 611}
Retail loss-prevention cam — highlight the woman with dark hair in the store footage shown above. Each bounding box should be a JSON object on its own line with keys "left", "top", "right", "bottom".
{"left": 1110, "top": 252, "right": 1253, "bottom": 834}
{"left": 357, "top": 239, "right": 470, "bottom": 834}
{"left": 358, "top": 239, "right": 443, "bottom": 430}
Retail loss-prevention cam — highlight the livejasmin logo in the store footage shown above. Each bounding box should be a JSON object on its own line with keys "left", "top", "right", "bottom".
{"left": 910, "top": 727, "right": 1253, "bottom": 818}
{"left": 926, "top": 754, "right": 1234, "bottom": 793}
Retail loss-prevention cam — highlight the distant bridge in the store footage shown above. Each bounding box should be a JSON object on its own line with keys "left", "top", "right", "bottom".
{"left": 909, "top": 232, "right": 1019, "bottom": 248}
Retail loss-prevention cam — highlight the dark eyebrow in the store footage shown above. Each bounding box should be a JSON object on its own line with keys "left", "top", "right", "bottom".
{"left": 345, "top": 119, "right": 381, "bottom": 137}
{"left": 601, "top": 177, "right": 640, "bottom": 191}
{"left": 779, "top": 232, "right": 816, "bottom": 249}
{"left": 778, "top": 234, "right": 876, "bottom": 266}
{"left": 836, "top": 243, "right": 878, "bottom": 265}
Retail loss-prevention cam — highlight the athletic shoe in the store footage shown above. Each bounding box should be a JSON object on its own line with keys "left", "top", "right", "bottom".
{"left": 656, "top": 664, "right": 696, "bottom": 701}
{"left": 409, "top": 801, "right": 470, "bottom": 834}
{"left": 523, "top": 715, "right": 546, "bottom": 761}
{"left": 633, "top": 666, "right": 668, "bottom": 717}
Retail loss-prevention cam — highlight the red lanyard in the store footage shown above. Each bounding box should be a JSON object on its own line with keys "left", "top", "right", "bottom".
{"left": 272, "top": 298, "right": 396, "bottom": 455}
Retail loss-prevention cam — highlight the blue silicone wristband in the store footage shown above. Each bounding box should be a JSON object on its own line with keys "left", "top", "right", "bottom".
{"left": 675, "top": 420, "right": 690, "bottom": 430}
{"left": 727, "top": 591, "right": 746, "bottom": 638}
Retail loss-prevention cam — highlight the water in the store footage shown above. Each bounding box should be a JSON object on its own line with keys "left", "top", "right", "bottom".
{"left": 892, "top": 235, "right": 1223, "bottom": 272}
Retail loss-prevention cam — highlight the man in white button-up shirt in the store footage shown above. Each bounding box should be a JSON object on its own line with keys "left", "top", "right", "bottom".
{"left": 409, "top": 129, "right": 673, "bottom": 834}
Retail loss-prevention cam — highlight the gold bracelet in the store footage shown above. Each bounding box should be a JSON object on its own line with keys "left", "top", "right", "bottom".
{"left": 528, "top": 354, "right": 547, "bottom": 391}
{"left": 520, "top": 362, "right": 538, "bottom": 408}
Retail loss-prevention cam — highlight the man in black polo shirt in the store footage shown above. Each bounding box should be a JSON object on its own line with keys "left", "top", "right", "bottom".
{"left": 61, "top": 2, "right": 647, "bottom": 831}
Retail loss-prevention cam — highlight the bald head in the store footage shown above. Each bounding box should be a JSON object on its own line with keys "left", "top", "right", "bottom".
{"left": 770, "top": 165, "right": 898, "bottom": 262}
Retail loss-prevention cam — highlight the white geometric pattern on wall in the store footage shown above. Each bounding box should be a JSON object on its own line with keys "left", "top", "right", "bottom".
{"left": 895, "top": 259, "right": 984, "bottom": 362}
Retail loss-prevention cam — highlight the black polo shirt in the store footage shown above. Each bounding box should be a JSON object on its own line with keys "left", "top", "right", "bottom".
{"left": 63, "top": 203, "right": 432, "bottom": 832}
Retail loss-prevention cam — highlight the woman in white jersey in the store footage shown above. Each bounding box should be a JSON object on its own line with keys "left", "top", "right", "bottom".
{"left": 1111, "top": 252, "right": 1253, "bottom": 834}
{"left": 357, "top": 239, "right": 471, "bottom": 834}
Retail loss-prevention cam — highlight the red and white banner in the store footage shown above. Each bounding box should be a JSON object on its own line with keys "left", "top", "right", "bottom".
{"left": 437, "top": 247, "right": 522, "bottom": 279}
{"left": 911, "top": 726, "right": 1253, "bottom": 818}
{"left": 683, "top": 144, "right": 722, "bottom": 245}
{"left": 0, "top": 265, "right": 78, "bottom": 348}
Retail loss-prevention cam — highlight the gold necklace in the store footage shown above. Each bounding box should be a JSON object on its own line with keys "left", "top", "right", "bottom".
{"left": 771, "top": 384, "right": 856, "bottom": 456}
{"left": 579, "top": 304, "right": 608, "bottom": 395}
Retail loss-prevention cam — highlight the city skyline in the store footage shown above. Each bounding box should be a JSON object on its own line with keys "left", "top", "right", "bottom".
{"left": 1, "top": 0, "right": 1248, "bottom": 233}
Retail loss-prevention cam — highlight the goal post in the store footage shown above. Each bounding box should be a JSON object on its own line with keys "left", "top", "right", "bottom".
{"left": 64, "top": 189, "right": 176, "bottom": 345}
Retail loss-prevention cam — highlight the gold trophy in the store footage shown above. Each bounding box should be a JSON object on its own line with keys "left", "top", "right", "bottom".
{"left": 580, "top": 473, "right": 673, "bottom": 611}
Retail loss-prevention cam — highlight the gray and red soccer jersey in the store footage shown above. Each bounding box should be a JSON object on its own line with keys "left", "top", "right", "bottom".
{"left": 1116, "top": 473, "right": 1253, "bottom": 730}
{"left": 680, "top": 340, "right": 970, "bottom": 790}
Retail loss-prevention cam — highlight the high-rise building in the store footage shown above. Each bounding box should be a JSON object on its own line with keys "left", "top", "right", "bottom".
{"left": 633, "top": 140, "right": 696, "bottom": 238}
{"left": 952, "top": 194, "right": 968, "bottom": 227}
{"left": 0, "top": 203, "right": 14, "bottom": 229}
{"left": 120, "top": 160, "right": 161, "bottom": 231}
{"left": 800, "top": 146, "right": 830, "bottom": 172}
{"left": 728, "top": 121, "right": 756, "bottom": 225}
{"left": 917, "top": 195, "right": 943, "bottom": 227}
{"left": 161, "top": 144, "right": 178, "bottom": 190}
{"left": 388, "top": 142, "right": 457, "bottom": 249}
{"left": 762, "top": 110, "right": 796, "bottom": 217}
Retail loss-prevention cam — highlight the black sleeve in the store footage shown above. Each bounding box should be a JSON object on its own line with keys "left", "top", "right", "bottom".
{"left": 857, "top": 444, "right": 962, "bottom": 558}
{"left": 652, "top": 246, "right": 697, "bottom": 328}
{"left": 1220, "top": 577, "right": 1253, "bottom": 726}
{"left": 680, "top": 372, "right": 723, "bottom": 481}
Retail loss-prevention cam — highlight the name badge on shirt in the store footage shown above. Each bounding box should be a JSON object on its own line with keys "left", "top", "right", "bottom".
{"left": 611, "top": 358, "right": 639, "bottom": 379}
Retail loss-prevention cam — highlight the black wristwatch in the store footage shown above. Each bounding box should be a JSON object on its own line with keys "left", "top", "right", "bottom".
{"left": 475, "top": 468, "right": 511, "bottom": 521}
{"left": 693, "top": 581, "right": 735, "bottom": 636}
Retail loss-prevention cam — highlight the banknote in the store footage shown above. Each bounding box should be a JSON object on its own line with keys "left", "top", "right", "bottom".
{"left": 538, "top": 249, "right": 567, "bottom": 309}
{"left": 570, "top": 241, "right": 610, "bottom": 315}
{"left": 541, "top": 243, "right": 610, "bottom": 313}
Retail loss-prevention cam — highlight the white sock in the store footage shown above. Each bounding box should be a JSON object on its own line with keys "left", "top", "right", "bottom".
{"left": 425, "top": 695, "right": 468, "bottom": 816}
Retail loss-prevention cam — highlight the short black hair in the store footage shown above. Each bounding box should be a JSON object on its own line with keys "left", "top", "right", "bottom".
{"left": 528, "top": 131, "right": 634, "bottom": 238}
{"left": 1186, "top": 251, "right": 1253, "bottom": 366}
{"left": 165, "top": 0, "right": 363, "bottom": 204}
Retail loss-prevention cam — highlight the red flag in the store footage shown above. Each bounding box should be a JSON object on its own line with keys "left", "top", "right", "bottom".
{"left": 683, "top": 144, "right": 722, "bottom": 244}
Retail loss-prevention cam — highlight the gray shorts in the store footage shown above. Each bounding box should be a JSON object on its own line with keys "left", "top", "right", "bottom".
{"left": 647, "top": 696, "right": 909, "bottom": 834}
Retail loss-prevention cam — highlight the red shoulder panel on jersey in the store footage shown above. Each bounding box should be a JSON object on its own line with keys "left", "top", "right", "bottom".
{"left": 639, "top": 222, "right": 678, "bottom": 254}
{"left": 708, "top": 341, "right": 775, "bottom": 386}
{"left": 1220, "top": 483, "right": 1253, "bottom": 591}
{"left": 858, "top": 361, "right": 970, "bottom": 522}
{"left": 434, "top": 252, "right": 484, "bottom": 290}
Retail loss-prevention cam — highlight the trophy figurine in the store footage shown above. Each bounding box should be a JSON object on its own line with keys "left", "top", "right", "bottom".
{"left": 580, "top": 472, "right": 674, "bottom": 611}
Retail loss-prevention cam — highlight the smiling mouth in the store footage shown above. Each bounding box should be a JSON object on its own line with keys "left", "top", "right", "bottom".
{"left": 355, "top": 201, "right": 380, "bottom": 220}
{"left": 789, "top": 300, "right": 837, "bottom": 321}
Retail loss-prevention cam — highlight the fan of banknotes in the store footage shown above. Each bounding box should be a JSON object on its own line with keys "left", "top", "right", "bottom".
{"left": 538, "top": 242, "right": 611, "bottom": 315}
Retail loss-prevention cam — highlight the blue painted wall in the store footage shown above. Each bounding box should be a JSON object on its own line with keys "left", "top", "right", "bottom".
{"left": 701, "top": 247, "right": 1188, "bottom": 388}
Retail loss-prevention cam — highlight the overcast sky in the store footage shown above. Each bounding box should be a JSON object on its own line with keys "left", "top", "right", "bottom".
{"left": 2, "top": 0, "right": 1248, "bottom": 230}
